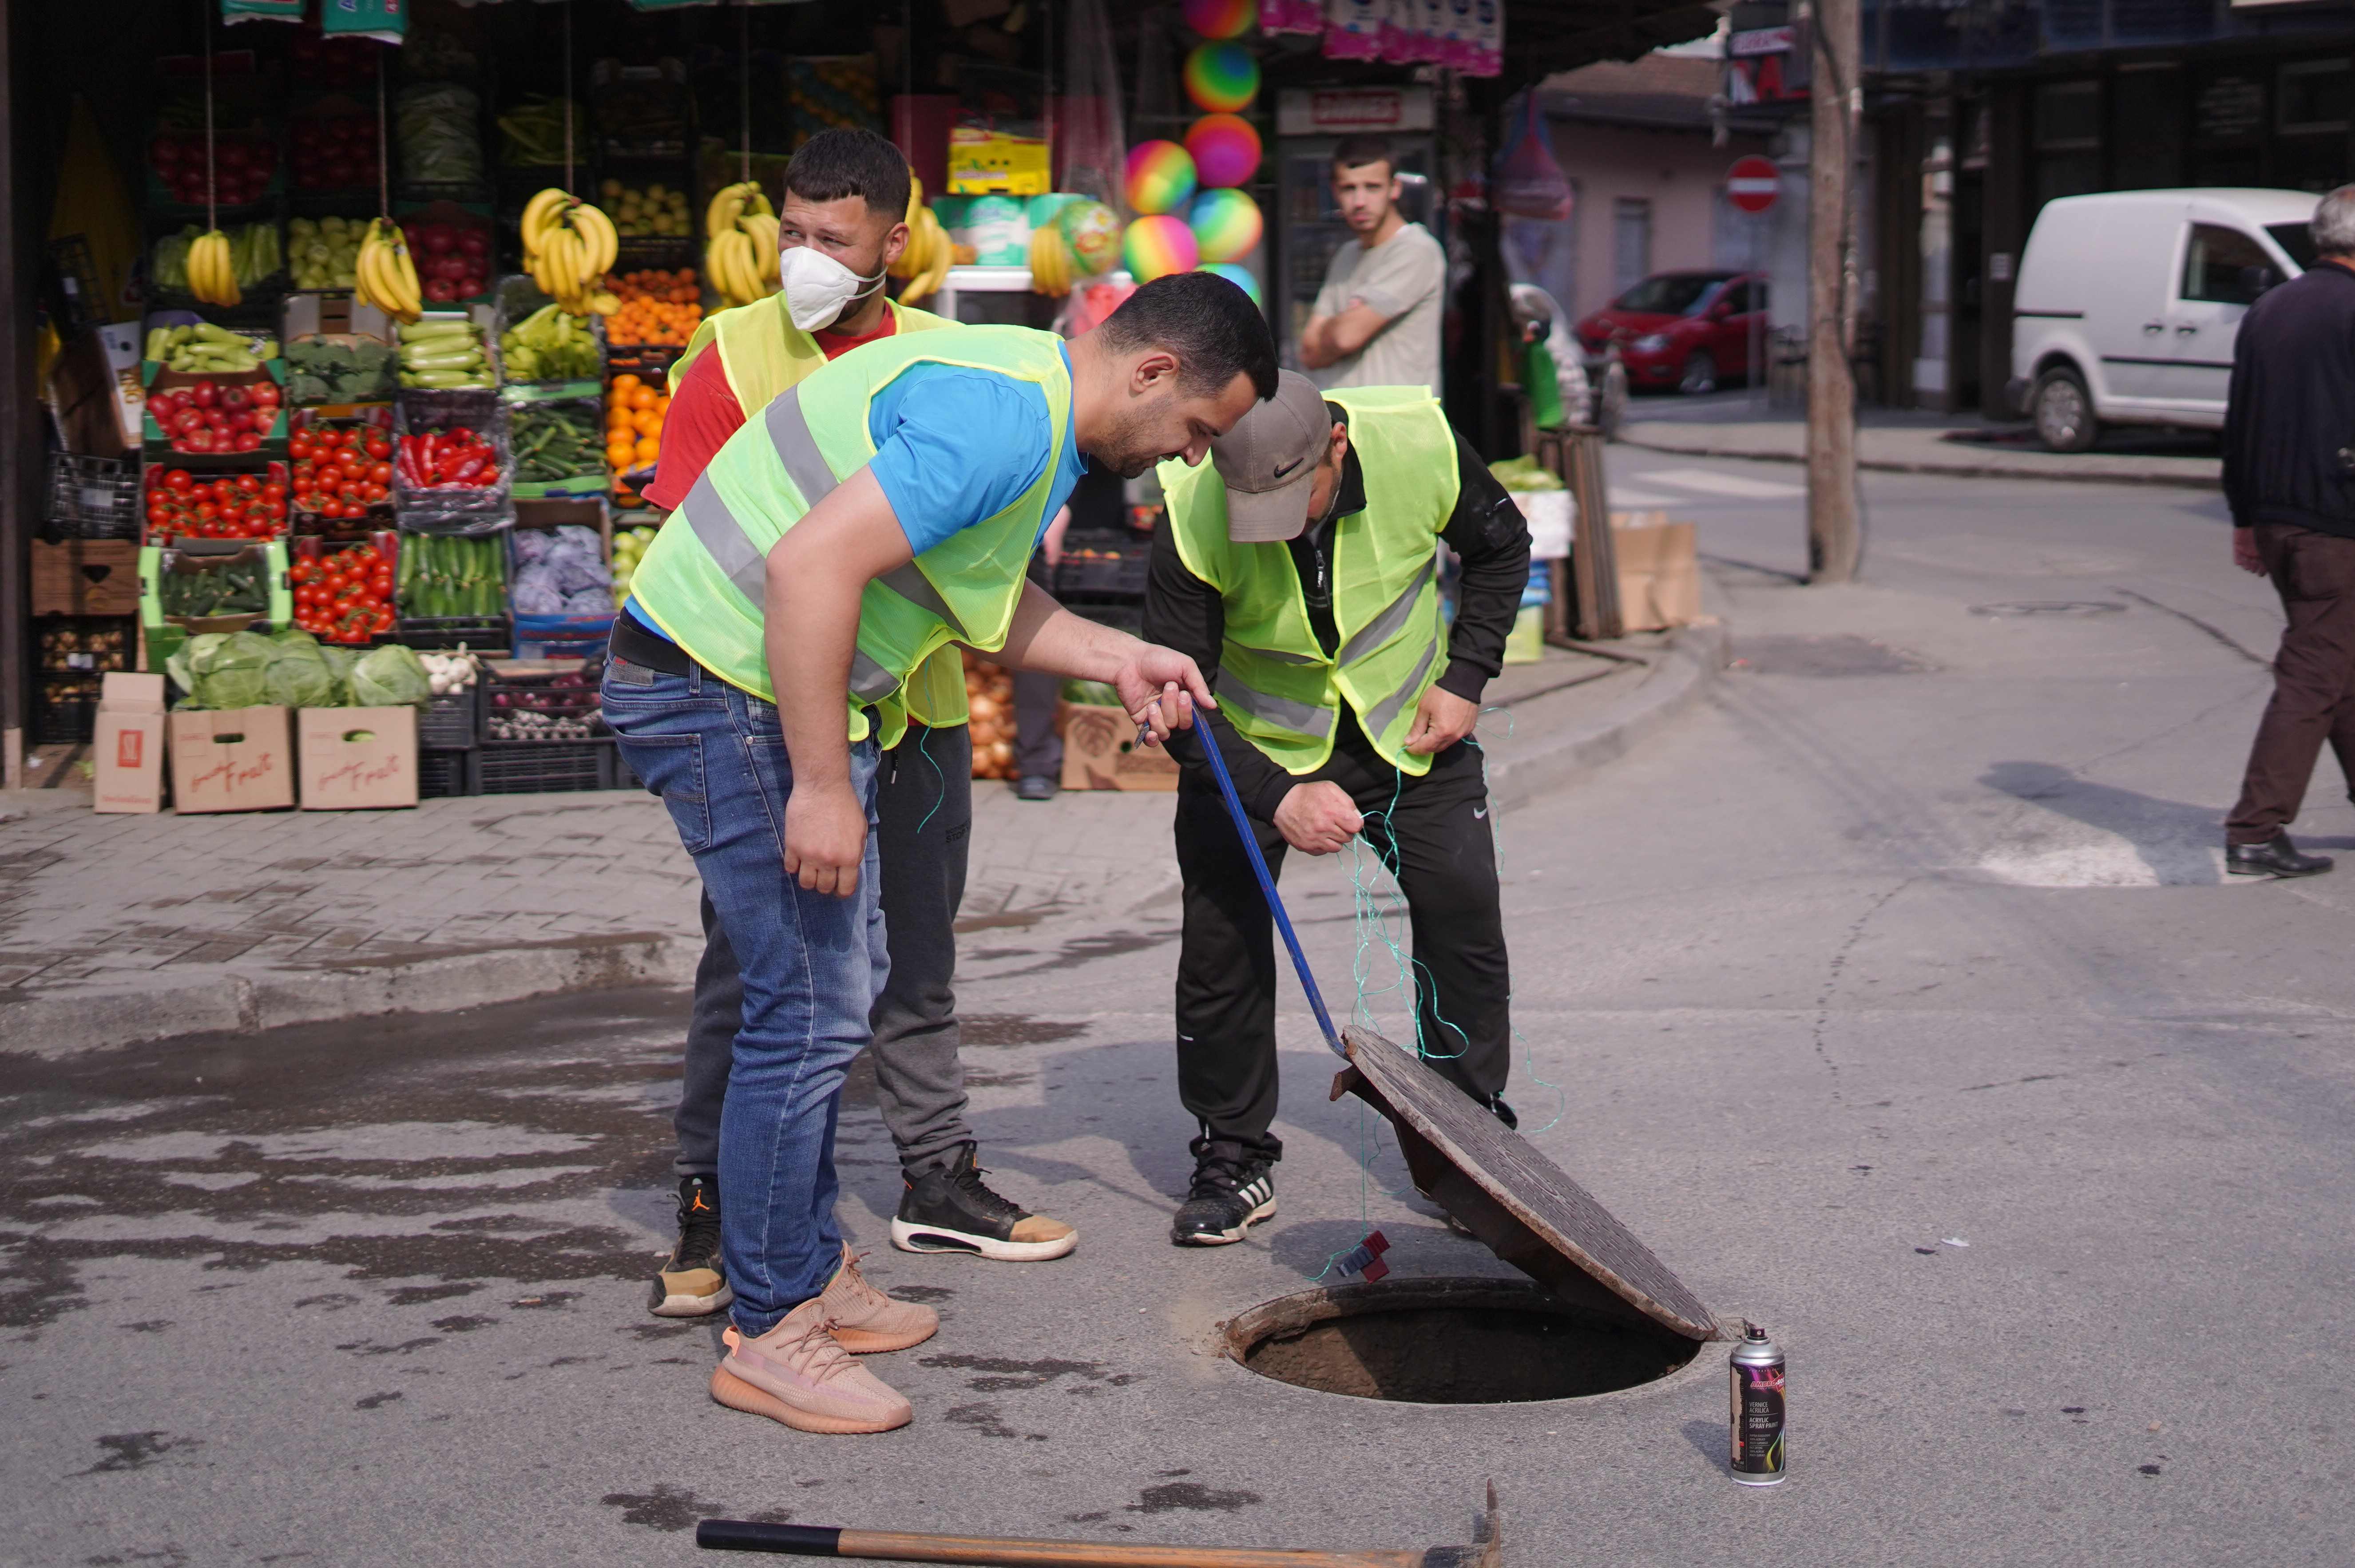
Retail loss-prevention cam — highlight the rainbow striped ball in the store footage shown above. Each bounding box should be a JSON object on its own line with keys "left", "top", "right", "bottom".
{"left": 1123, "top": 141, "right": 1198, "bottom": 217}
{"left": 1184, "top": 113, "right": 1262, "bottom": 189}
{"left": 1183, "top": 0, "right": 1257, "bottom": 38}
{"left": 1189, "top": 188, "right": 1263, "bottom": 263}
{"left": 1184, "top": 42, "right": 1260, "bottom": 114}
{"left": 1199, "top": 261, "right": 1262, "bottom": 305}
{"left": 1124, "top": 214, "right": 1200, "bottom": 282}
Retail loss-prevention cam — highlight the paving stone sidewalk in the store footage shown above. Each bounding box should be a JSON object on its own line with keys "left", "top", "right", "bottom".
{"left": 0, "top": 641, "right": 1677, "bottom": 1054}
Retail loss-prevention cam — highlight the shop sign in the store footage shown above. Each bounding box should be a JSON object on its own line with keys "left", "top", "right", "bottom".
{"left": 1276, "top": 86, "right": 1438, "bottom": 137}
{"left": 1729, "top": 26, "right": 1796, "bottom": 56}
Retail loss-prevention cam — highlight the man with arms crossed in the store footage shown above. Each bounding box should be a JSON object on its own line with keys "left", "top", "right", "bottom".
{"left": 1299, "top": 134, "right": 1447, "bottom": 396}
{"left": 605, "top": 273, "right": 1276, "bottom": 1433}
{"left": 641, "top": 130, "right": 1080, "bottom": 1330}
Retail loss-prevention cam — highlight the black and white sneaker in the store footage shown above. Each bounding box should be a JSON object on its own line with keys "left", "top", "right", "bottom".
{"left": 891, "top": 1143, "right": 1078, "bottom": 1261}
{"left": 648, "top": 1173, "right": 733, "bottom": 1318}
{"left": 1170, "top": 1141, "right": 1277, "bottom": 1246}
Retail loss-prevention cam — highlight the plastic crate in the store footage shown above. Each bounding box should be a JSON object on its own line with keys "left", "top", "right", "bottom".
{"left": 419, "top": 748, "right": 475, "bottom": 799}
{"left": 418, "top": 685, "right": 479, "bottom": 749}
{"left": 1050, "top": 550, "right": 1150, "bottom": 598}
{"left": 398, "top": 615, "right": 511, "bottom": 652}
{"left": 474, "top": 740, "right": 614, "bottom": 794}
{"left": 479, "top": 660, "right": 603, "bottom": 744}
{"left": 36, "top": 672, "right": 103, "bottom": 744}
{"left": 45, "top": 453, "right": 142, "bottom": 540}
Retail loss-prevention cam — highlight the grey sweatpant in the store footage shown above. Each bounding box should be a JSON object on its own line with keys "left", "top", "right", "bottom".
{"left": 674, "top": 722, "right": 977, "bottom": 1180}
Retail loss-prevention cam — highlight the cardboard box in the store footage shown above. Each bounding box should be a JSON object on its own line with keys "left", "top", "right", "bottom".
{"left": 45, "top": 323, "right": 145, "bottom": 457}
{"left": 1058, "top": 701, "right": 1181, "bottom": 792}
{"left": 92, "top": 672, "right": 169, "bottom": 814}
{"left": 169, "top": 705, "right": 295, "bottom": 813}
{"left": 298, "top": 706, "right": 419, "bottom": 810}
{"left": 32, "top": 540, "right": 142, "bottom": 616}
{"left": 1611, "top": 515, "right": 1701, "bottom": 633}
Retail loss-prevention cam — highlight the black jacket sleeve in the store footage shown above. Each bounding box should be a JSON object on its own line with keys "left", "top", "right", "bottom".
{"left": 1434, "top": 433, "right": 1533, "bottom": 702}
{"left": 1140, "top": 520, "right": 1303, "bottom": 822}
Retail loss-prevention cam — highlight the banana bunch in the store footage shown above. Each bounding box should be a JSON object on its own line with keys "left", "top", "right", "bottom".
{"left": 521, "top": 187, "right": 621, "bottom": 315}
{"left": 705, "top": 181, "right": 780, "bottom": 310}
{"left": 889, "top": 176, "right": 952, "bottom": 305}
{"left": 1028, "top": 223, "right": 1072, "bottom": 298}
{"left": 186, "top": 229, "right": 241, "bottom": 308}
{"left": 356, "top": 217, "right": 423, "bottom": 323}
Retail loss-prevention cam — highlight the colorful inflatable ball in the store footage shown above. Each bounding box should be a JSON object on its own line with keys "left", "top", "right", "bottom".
{"left": 1182, "top": 0, "right": 1257, "bottom": 40}
{"left": 1184, "top": 113, "right": 1263, "bottom": 190}
{"left": 1123, "top": 141, "right": 1199, "bottom": 216}
{"left": 1189, "top": 188, "right": 1263, "bottom": 263}
{"left": 1183, "top": 42, "right": 1260, "bottom": 114}
{"left": 1198, "top": 261, "right": 1262, "bottom": 305}
{"left": 1055, "top": 199, "right": 1123, "bottom": 277}
{"left": 1124, "top": 214, "right": 1200, "bottom": 282}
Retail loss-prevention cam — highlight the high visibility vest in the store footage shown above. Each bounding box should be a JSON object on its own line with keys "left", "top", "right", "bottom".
{"left": 1163, "top": 386, "right": 1459, "bottom": 777}
{"left": 666, "top": 291, "right": 970, "bottom": 729}
{"left": 630, "top": 324, "right": 1073, "bottom": 748}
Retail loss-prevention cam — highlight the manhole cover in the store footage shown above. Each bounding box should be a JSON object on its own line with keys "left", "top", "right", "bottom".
{"left": 1223, "top": 1278, "right": 1700, "bottom": 1403}
{"left": 1729, "top": 634, "right": 1934, "bottom": 676}
{"left": 1968, "top": 600, "right": 2127, "bottom": 617}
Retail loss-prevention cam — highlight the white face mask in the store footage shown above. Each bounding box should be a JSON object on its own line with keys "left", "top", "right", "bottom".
{"left": 777, "top": 243, "right": 888, "bottom": 333}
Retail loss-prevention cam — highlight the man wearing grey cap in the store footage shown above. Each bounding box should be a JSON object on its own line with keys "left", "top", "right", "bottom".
{"left": 1143, "top": 370, "right": 1532, "bottom": 1246}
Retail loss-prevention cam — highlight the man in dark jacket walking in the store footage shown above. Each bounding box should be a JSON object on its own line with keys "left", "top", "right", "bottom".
{"left": 2221, "top": 185, "right": 2355, "bottom": 876}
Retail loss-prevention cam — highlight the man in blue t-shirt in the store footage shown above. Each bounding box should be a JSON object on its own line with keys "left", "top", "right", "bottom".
{"left": 603, "top": 275, "right": 1278, "bottom": 1437}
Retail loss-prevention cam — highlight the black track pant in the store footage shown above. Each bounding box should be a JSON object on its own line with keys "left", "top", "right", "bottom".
{"left": 1171, "top": 719, "right": 1510, "bottom": 1162}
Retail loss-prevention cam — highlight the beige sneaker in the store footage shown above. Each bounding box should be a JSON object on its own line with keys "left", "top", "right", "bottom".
{"left": 711, "top": 1299, "right": 913, "bottom": 1434}
{"left": 819, "top": 1244, "right": 940, "bottom": 1353}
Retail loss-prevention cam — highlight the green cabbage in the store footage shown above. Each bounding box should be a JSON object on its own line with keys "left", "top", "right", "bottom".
{"left": 265, "top": 630, "right": 342, "bottom": 708}
{"left": 191, "top": 630, "right": 276, "bottom": 711}
{"left": 346, "top": 643, "right": 432, "bottom": 708}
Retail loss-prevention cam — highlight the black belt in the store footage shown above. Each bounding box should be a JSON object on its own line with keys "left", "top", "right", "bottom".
{"left": 610, "top": 611, "right": 697, "bottom": 677}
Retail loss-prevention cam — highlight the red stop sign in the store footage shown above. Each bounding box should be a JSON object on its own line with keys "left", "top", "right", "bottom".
{"left": 1727, "top": 155, "right": 1780, "bottom": 214}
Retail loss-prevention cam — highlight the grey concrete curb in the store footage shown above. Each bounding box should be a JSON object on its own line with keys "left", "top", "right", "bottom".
{"left": 1615, "top": 430, "right": 2222, "bottom": 491}
{"left": 0, "top": 931, "right": 697, "bottom": 1060}
{"left": 7, "top": 606, "right": 1731, "bottom": 1057}
{"left": 1483, "top": 587, "right": 1729, "bottom": 812}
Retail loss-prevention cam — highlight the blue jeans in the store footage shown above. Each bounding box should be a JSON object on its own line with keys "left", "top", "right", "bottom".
{"left": 601, "top": 656, "right": 888, "bottom": 1336}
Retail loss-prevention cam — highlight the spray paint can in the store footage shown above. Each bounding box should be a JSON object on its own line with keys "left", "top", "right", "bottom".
{"left": 1728, "top": 1321, "right": 1786, "bottom": 1485}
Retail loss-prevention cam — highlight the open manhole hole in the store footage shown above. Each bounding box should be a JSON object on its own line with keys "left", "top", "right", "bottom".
{"left": 1969, "top": 600, "right": 2126, "bottom": 617}
{"left": 1222, "top": 1278, "right": 1701, "bottom": 1403}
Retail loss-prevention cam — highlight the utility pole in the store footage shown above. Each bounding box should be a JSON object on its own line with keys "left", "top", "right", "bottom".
{"left": 1804, "top": 0, "right": 1862, "bottom": 584}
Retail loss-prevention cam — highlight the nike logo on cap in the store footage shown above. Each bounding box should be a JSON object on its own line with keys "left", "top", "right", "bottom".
{"left": 1273, "top": 457, "right": 1305, "bottom": 479}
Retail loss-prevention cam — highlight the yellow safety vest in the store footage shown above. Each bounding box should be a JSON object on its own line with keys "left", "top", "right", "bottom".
{"left": 1163, "top": 386, "right": 1459, "bottom": 776}
{"left": 668, "top": 291, "right": 969, "bottom": 729}
{"left": 631, "top": 325, "right": 1074, "bottom": 748}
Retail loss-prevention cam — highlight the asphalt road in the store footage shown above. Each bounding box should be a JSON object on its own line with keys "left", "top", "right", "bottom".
{"left": 7, "top": 449, "right": 2353, "bottom": 1567}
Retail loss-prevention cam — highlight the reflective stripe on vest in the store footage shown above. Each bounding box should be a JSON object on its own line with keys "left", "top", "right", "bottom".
{"left": 630, "top": 324, "right": 1072, "bottom": 747}
{"left": 1162, "top": 386, "right": 1463, "bottom": 777}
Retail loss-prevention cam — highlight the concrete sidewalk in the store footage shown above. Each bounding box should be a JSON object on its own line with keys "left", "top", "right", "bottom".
{"left": 0, "top": 619, "right": 1721, "bottom": 1056}
{"left": 1618, "top": 398, "right": 2222, "bottom": 489}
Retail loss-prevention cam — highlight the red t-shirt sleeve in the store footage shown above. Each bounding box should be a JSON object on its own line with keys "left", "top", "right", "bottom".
{"left": 641, "top": 348, "right": 746, "bottom": 511}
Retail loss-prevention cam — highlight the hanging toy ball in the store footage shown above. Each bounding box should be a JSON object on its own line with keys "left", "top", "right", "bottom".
{"left": 1124, "top": 141, "right": 1199, "bottom": 217}
{"left": 1184, "top": 42, "right": 1261, "bottom": 114}
{"left": 1124, "top": 214, "right": 1201, "bottom": 282}
{"left": 1057, "top": 199, "right": 1124, "bottom": 277}
{"left": 1185, "top": 113, "right": 1264, "bottom": 190}
{"left": 1182, "top": 0, "right": 1257, "bottom": 40}
{"left": 1189, "top": 188, "right": 1264, "bottom": 264}
{"left": 1197, "top": 261, "right": 1263, "bottom": 305}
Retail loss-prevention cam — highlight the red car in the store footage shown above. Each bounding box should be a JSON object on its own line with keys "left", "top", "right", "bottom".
{"left": 1576, "top": 271, "right": 1769, "bottom": 395}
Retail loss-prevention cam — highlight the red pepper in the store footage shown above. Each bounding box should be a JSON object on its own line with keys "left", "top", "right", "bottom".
{"left": 448, "top": 455, "right": 486, "bottom": 484}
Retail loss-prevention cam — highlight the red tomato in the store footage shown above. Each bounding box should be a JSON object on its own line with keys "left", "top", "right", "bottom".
{"left": 250, "top": 384, "right": 281, "bottom": 407}
{"left": 261, "top": 482, "right": 285, "bottom": 502}
{"left": 363, "top": 436, "right": 391, "bottom": 460}
{"left": 164, "top": 468, "right": 194, "bottom": 492}
{"left": 367, "top": 462, "right": 393, "bottom": 485}
{"left": 234, "top": 432, "right": 261, "bottom": 452}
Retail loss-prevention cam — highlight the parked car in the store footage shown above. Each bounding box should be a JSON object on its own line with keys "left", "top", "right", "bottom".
{"left": 2006, "top": 188, "right": 2317, "bottom": 452}
{"left": 1576, "top": 271, "right": 1770, "bottom": 396}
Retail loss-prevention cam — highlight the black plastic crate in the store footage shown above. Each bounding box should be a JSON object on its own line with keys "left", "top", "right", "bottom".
{"left": 36, "top": 672, "right": 102, "bottom": 744}
{"left": 419, "top": 685, "right": 480, "bottom": 749}
{"left": 480, "top": 661, "right": 602, "bottom": 743}
{"left": 475, "top": 740, "right": 614, "bottom": 794}
{"left": 45, "top": 453, "right": 142, "bottom": 541}
{"left": 399, "top": 615, "right": 511, "bottom": 653}
{"left": 1050, "top": 550, "right": 1150, "bottom": 598}
{"left": 419, "top": 748, "right": 475, "bottom": 799}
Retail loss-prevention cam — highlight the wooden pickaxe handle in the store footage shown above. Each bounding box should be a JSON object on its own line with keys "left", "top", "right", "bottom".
{"left": 697, "top": 1520, "right": 1428, "bottom": 1567}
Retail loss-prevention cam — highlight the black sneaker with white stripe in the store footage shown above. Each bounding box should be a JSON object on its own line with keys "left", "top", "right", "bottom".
{"left": 1170, "top": 1140, "right": 1277, "bottom": 1246}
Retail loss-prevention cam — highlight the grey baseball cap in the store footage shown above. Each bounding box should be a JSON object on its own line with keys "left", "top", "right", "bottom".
{"left": 1209, "top": 369, "right": 1334, "bottom": 543}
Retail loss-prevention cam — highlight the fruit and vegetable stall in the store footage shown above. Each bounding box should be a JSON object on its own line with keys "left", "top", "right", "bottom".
{"left": 24, "top": 0, "right": 1243, "bottom": 807}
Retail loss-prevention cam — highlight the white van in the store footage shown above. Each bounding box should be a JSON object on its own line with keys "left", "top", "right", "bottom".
{"left": 2006, "top": 188, "right": 2319, "bottom": 451}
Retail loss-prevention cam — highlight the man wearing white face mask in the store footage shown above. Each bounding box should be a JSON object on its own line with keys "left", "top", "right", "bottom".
{"left": 638, "top": 130, "right": 1077, "bottom": 1330}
